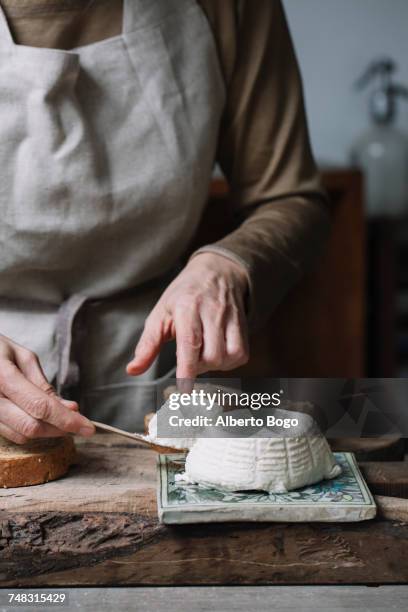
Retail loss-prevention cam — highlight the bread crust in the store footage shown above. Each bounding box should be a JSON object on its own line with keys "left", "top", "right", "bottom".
{"left": 0, "top": 436, "right": 77, "bottom": 488}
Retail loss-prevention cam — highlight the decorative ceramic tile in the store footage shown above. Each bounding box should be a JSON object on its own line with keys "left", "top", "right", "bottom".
{"left": 157, "top": 452, "right": 376, "bottom": 524}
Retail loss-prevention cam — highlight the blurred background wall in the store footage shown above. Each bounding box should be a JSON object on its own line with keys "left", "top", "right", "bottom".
{"left": 211, "top": 1, "right": 407, "bottom": 378}
{"left": 281, "top": 0, "right": 408, "bottom": 377}
{"left": 283, "top": 0, "right": 408, "bottom": 165}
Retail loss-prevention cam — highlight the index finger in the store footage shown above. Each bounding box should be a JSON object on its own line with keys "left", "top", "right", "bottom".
{"left": 0, "top": 361, "right": 95, "bottom": 436}
{"left": 174, "top": 307, "right": 202, "bottom": 390}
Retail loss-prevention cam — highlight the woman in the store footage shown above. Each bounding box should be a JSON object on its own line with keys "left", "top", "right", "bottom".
{"left": 0, "top": 0, "right": 329, "bottom": 442}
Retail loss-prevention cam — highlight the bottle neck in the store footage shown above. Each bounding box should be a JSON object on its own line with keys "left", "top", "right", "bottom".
{"left": 370, "top": 89, "right": 395, "bottom": 125}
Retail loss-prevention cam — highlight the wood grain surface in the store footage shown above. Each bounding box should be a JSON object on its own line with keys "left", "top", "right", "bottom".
{"left": 1, "top": 514, "right": 407, "bottom": 587}
{"left": 0, "top": 435, "right": 157, "bottom": 514}
{"left": 375, "top": 496, "right": 408, "bottom": 522}
{"left": 360, "top": 462, "right": 408, "bottom": 498}
{"left": 0, "top": 434, "right": 407, "bottom": 587}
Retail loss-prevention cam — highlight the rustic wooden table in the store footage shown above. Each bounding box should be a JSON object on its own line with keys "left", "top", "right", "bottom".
{"left": 0, "top": 434, "right": 407, "bottom": 587}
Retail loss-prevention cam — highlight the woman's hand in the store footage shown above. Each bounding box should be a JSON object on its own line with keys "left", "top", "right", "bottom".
{"left": 127, "top": 252, "right": 250, "bottom": 383}
{"left": 0, "top": 334, "right": 95, "bottom": 444}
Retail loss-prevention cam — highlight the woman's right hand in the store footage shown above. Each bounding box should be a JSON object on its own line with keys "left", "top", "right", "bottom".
{"left": 0, "top": 334, "right": 95, "bottom": 444}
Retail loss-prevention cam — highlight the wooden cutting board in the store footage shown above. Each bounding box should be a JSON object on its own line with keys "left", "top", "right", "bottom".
{"left": 0, "top": 434, "right": 407, "bottom": 587}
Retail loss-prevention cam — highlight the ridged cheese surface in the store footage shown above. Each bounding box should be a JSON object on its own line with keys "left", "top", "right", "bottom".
{"left": 185, "top": 435, "right": 341, "bottom": 493}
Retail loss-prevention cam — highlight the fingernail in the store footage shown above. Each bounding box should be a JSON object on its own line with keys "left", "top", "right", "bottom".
{"left": 127, "top": 361, "right": 141, "bottom": 373}
{"left": 177, "top": 379, "right": 194, "bottom": 394}
{"left": 79, "top": 426, "right": 95, "bottom": 437}
{"left": 61, "top": 399, "right": 79, "bottom": 410}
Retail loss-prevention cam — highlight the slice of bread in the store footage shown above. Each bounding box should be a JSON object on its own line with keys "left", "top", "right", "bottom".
{"left": 0, "top": 436, "right": 76, "bottom": 488}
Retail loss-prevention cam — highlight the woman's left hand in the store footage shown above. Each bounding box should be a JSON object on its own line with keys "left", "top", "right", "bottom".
{"left": 127, "top": 252, "right": 249, "bottom": 383}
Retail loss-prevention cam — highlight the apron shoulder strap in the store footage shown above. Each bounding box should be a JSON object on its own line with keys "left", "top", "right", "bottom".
{"left": 123, "top": 0, "right": 197, "bottom": 33}
{"left": 0, "top": 4, "right": 15, "bottom": 48}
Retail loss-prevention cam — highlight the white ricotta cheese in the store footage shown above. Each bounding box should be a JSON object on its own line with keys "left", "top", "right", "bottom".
{"left": 148, "top": 398, "right": 341, "bottom": 492}
{"left": 184, "top": 434, "right": 341, "bottom": 493}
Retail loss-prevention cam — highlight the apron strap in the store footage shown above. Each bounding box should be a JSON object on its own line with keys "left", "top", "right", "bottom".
{"left": 56, "top": 294, "right": 88, "bottom": 394}
{"left": 0, "top": 4, "right": 15, "bottom": 48}
{"left": 123, "top": 0, "right": 195, "bottom": 33}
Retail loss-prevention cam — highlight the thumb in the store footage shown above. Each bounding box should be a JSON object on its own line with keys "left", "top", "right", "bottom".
{"left": 60, "top": 399, "right": 80, "bottom": 412}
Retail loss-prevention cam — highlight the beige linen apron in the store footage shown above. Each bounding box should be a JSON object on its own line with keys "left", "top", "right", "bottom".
{"left": 0, "top": 0, "right": 225, "bottom": 430}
